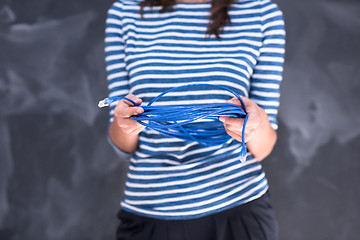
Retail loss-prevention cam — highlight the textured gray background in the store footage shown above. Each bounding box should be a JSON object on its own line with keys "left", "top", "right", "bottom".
{"left": 0, "top": 0, "right": 359, "bottom": 239}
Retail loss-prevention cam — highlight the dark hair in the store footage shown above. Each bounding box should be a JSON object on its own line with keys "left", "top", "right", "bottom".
{"left": 139, "top": 0, "right": 235, "bottom": 40}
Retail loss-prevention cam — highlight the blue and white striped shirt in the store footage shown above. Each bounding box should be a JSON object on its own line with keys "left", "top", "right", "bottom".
{"left": 105, "top": 0, "right": 285, "bottom": 220}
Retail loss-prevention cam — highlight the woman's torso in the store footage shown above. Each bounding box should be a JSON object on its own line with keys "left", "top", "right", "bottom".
{"left": 107, "top": 0, "right": 281, "bottom": 220}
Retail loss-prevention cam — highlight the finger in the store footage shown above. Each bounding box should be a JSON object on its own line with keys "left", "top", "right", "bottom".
{"left": 127, "top": 119, "right": 147, "bottom": 135}
{"left": 128, "top": 124, "right": 146, "bottom": 135}
{"left": 123, "top": 125, "right": 146, "bottom": 135}
{"left": 116, "top": 117, "right": 142, "bottom": 128}
{"left": 240, "top": 96, "right": 252, "bottom": 105}
{"left": 225, "top": 121, "right": 257, "bottom": 134}
{"left": 225, "top": 123, "right": 242, "bottom": 134}
{"left": 226, "top": 97, "right": 252, "bottom": 112}
{"left": 115, "top": 103, "right": 144, "bottom": 118}
{"left": 244, "top": 132, "right": 254, "bottom": 143}
{"left": 219, "top": 116, "right": 244, "bottom": 126}
{"left": 226, "top": 96, "right": 250, "bottom": 105}
{"left": 224, "top": 128, "right": 243, "bottom": 142}
{"left": 224, "top": 126, "right": 252, "bottom": 143}
{"left": 225, "top": 124, "right": 255, "bottom": 137}
{"left": 124, "top": 94, "right": 143, "bottom": 106}
{"left": 226, "top": 98, "right": 241, "bottom": 107}
{"left": 116, "top": 120, "right": 145, "bottom": 135}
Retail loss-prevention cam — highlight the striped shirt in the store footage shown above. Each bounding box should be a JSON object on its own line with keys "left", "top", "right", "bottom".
{"left": 105, "top": 0, "right": 285, "bottom": 220}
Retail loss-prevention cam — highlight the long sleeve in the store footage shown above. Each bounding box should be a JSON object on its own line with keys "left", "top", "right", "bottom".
{"left": 105, "top": 1, "right": 132, "bottom": 157}
{"left": 105, "top": 1, "right": 130, "bottom": 124}
{"left": 249, "top": 0, "right": 286, "bottom": 130}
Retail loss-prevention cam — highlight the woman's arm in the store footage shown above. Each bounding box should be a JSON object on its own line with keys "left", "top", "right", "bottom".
{"left": 220, "top": 0, "right": 285, "bottom": 161}
{"left": 109, "top": 94, "right": 145, "bottom": 153}
{"left": 219, "top": 97, "right": 277, "bottom": 161}
{"left": 105, "top": 2, "right": 144, "bottom": 155}
{"left": 244, "top": 102, "right": 277, "bottom": 161}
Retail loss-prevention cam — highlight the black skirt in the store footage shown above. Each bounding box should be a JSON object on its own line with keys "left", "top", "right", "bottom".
{"left": 116, "top": 191, "right": 278, "bottom": 240}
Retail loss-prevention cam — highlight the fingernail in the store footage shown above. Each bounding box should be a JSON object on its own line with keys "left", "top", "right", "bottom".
{"left": 137, "top": 108, "right": 143, "bottom": 114}
{"left": 219, "top": 117, "right": 225, "bottom": 122}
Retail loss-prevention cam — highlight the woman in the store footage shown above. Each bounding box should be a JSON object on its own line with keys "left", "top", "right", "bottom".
{"left": 104, "top": 0, "right": 285, "bottom": 239}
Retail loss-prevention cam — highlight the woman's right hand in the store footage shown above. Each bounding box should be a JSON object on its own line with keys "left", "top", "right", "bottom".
{"left": 113, "top": 94, "right": 145, "bottom": 135}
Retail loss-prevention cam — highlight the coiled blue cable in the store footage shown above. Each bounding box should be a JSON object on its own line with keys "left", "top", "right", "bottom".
{"left": 99, "top": 84, "right": 249, "bottom": 162}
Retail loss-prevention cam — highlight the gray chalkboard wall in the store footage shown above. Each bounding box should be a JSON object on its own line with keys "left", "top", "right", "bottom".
{"left": 0, "top": 0, "right": 359, "bottom": 239}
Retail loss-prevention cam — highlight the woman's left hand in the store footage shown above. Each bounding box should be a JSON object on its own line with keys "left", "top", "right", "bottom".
{"left": 219, "top": 97, "right": 268, "bottom": 143}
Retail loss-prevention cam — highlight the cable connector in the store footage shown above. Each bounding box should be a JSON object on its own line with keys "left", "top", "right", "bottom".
{"left": 98, "top": 96, "right": 138, "bottom": 108}
{"left": 98, "top": 99, "right": 109, "bottom": 108}
{"left": 239, "top": 146, "right": 247, "bottom": 163}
